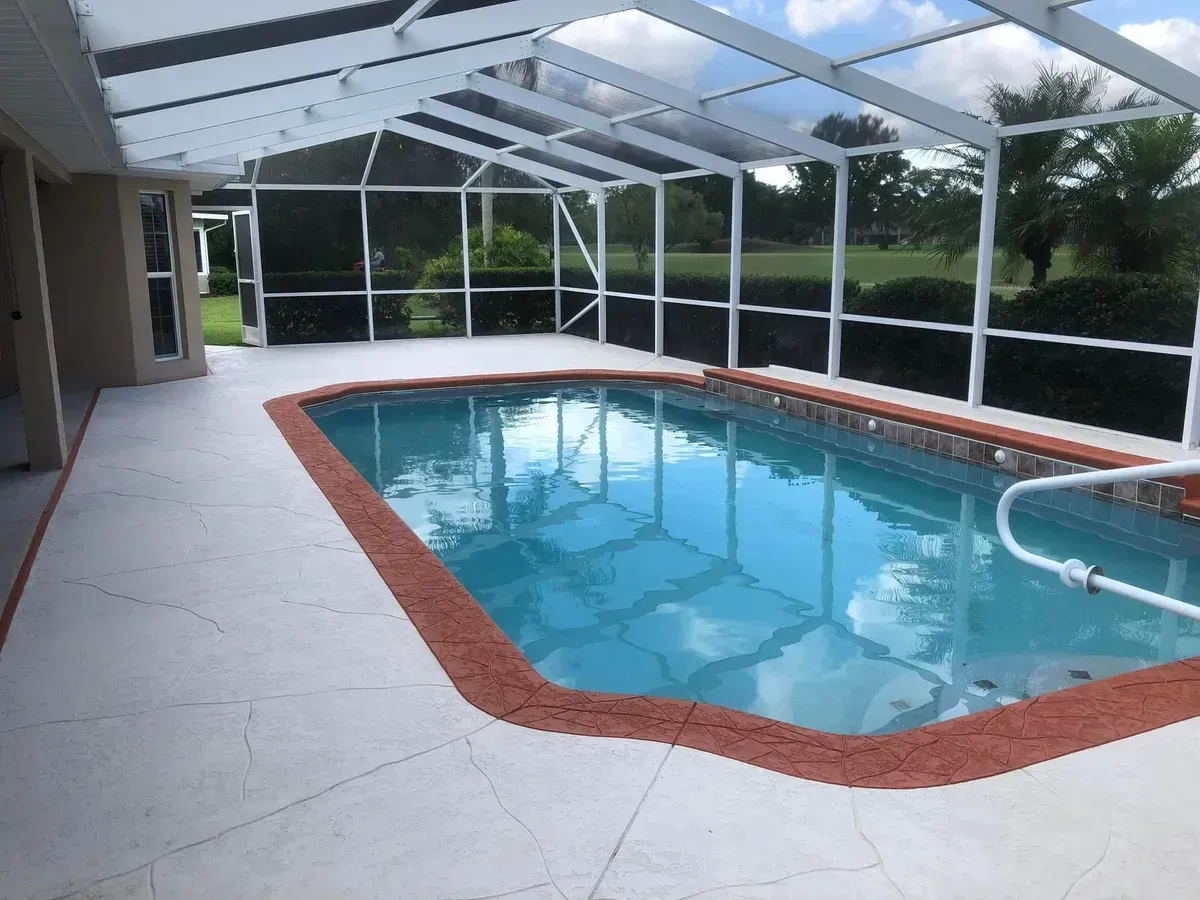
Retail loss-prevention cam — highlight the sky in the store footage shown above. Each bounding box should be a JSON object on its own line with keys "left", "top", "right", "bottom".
{"left": 552, "top": 0, "right": 1200, "bottom": 186}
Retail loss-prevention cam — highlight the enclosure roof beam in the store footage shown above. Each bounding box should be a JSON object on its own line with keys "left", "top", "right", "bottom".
{"left": 419, "top": 98, "right": 664, "bottom": 186}
{"left": 636, "top": 0, "right": 998, "bottom": 146}
{"left": 101, "top": 0, "right": 624, "bottom": 114}
{"left": 467, "top": 73, "right": 741, "bottom": 176}
{"left": 971, "top": 0, "right": 1200, "bottom": 113}
{"left": 173, "top": 105, "right": 417, "bottom": 166}
{"left": 830, "top": 0, "right": 1091, "bottom": 68}
{"left": 996, "top": 100, "right": 1192, "bottom": 137}
{"left": 238, "top": 120, "right": 395, "bottom": 162}
{"left": 120, "top": 77, "right": 466, "bottom": 163}
{"left": 392, "top": 0, "right": 441, "bottom": 34}
{"left": 384, "top": 117, "right": 605, "bottom": 192}
{"left": 129, "top": 158, "right": 243, "bottom": 177}
{"left": 79, "top": 0, "right": 387, "bottom": 53}
{"left": 533, "top": 42, "right": 846, "bottom": 164}
{"left": 111, "top": 37, "right": 530, "bottom": 145}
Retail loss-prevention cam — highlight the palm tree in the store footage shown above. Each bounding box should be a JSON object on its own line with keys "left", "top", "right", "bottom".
{"left": 1071, "top": 115, "right": 1200, "bottom": 279}
{"left": 911, "top": 64, "right": 1115, "bottom": 285}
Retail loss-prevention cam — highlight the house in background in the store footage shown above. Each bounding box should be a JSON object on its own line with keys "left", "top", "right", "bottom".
{"left": 193, "top": 213, "right": 229, "bottom": 295}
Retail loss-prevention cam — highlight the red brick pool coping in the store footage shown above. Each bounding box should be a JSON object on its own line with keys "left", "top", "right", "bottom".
{"left": 265, "top": 369, "right": 1200, "bottom": 789}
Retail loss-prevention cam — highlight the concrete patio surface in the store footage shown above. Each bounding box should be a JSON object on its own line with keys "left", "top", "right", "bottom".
{"left": 2, "top": 334, "right": 1198, "bottom": 899}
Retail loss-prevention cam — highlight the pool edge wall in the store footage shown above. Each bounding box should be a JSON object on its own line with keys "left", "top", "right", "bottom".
{"left": 264, "top": 368, "right": 1200, "bottom": 789}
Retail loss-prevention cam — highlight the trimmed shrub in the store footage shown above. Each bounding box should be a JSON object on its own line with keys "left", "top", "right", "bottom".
{"left": 207, "top": 267, "right": 238, "bottom": 296}
{"left": 263, "top": 270, "right": 364, "bottom": 293}
{"left": 372, "top": 295, "right": 415, "bottom": 341}
{"left": 264, "top": 295, "right": 369, "bottom": 345}
{"left": 985, "top": 274, "right": 1196, "bottom": 439}
{"left": 990, "top": 274, "right": 1195, "bottom": 344}
{"left": 847, "top": 276, "right": 977, "bottom": 325}
{"left": 425, "top": 267, "right": 556, "bottom": 335}
{"left": 838, "top": 277, "right": 987, "bottom": 399}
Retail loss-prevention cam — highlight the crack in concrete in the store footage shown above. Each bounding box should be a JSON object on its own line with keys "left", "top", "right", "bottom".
{"left": 96, "top": 465, "right": 184, "bottom": 484}
{"left": 1062, "top": 833, "right": 1113, "bottom": 900}
{"left": 0, "top": 683, "right": 456, "bottom": 736}
{"left": 586, "top": 745, "right": 673, "bottom": 900}
{"left": 47, "top": 725, "right": 494, "bottom": 900}
{"left": 664, "top": 862, "right": 881, "bottom": 900}
{"left": 42, "top": 539, "right": 344, "bottom": 581}
{"left": 68, "top": 580, "right": 225, "bottom": 635}
{"left": 850, "top": 788, "right": 909, "bottom": 900}
{"left": 466, "top": 735, "right": 568, "bottom": 900}
{"left": 148, "top": 860, "right": 157, "bottom": 900}
{"left": 280, "top": 596, "right": 409, "bottom": 621}
{"left": 448, "top": 883, "right": 553, "bottom": 900}
{"left": 85, "top": 489, "right": 341, "bottom": 528}
{"left": 240, "top": 701, "right": 254, "bottom": 805}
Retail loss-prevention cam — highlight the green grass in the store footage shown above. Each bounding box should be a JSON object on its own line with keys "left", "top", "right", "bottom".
{"left": 559, "top": 245, "right": 1077, "bottom": 287}
{"left": 201, "top": 296, "right": 244, "bottom": 346}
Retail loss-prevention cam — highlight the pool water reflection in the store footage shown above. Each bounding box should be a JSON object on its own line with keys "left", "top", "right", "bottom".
{"left": 311, "top": 384, "right": 1200, "bottom": 735}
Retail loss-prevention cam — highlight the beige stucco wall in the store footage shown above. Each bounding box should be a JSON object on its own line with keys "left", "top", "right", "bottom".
{"left": 37, "top": 173, "right": 205, "bottom": 388}
{"left": 38, "top": 174, "right": 138, "bottom": 388}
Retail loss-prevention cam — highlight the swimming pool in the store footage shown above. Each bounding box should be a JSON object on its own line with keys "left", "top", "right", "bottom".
{"left": 310, "top": 382, "right": 1200, "bottom": 736}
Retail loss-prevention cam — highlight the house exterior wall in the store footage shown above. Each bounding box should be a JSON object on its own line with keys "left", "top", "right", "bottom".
{"left": 116, "top": 176, "right": 206, "bottom": 384}
{"left": 37, "top": 174, "right": 138, "bottom": 388}
{"left": 37, "top": 173, "right": 205, "bottom": 389}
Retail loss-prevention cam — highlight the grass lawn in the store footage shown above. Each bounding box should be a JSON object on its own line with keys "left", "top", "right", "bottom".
{"left": 201, "top": 296, "right": 244, "bottom": 346}
{"left": 558, "top": 245, "right": 1076, "bottom": 287}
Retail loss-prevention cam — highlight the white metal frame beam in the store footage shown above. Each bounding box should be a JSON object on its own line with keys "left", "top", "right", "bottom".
{"left": 419, "top": 99, "right": 660, "bottom": 186}
{"left": 79, "top": 0, "right": 386, "bottom": 53}
{"left": 831, "top": 1, "right": 1091, "bottom": 68}
{"left": 467, "top": 74, "right": 740, "bottom": 176}
{"left": 972, "top": 0, "right": 1200, "bottom": 113}
{"left": 533, "top": 42, "right": 846, "bottom": 164}
{"left": 392, "top": 0, "right": 441, "bottom": 34}
{"left": 126, "top": 93, "right": 427, "bottom": 165}
{"left": 637, "top": 0, "right": 998, "bottom": 146}
{"left": 112, "top": 38, "right": 530, "bottom": 145}
{"left": 384, "top": 118, "right": 604, "bottom": 191}
{"left": 101, "top": 0, "right": 624, "bottom": 113}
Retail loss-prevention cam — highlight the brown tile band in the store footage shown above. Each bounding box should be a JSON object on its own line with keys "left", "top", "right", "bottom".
{"left": 265, "top": 369, "right": 1200, "bottom": 788}
{"left": 707, "top": 368, "right": 1200, "bottom": 516}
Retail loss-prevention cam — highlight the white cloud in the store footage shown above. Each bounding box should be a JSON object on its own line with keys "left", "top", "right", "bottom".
{"left": 1119, "top": 18, "right": 1200, "bottom": 87}
{"left": 785, "top": 0, "right": 881, "bottom": 38}
{"left": 552, "top": 10, "right": 717, "bottom": 90}
{"left": 864, "top": 5, "right": 1200, "bottom": 123}
{"left": 750, "top": 165, "right": 794, "bottom": 187}
{"left": 890, "top": 0, "right": 951, "bottom": 35}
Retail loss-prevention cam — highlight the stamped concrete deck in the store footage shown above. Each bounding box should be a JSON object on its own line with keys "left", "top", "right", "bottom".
{"left": 2, "top": 334, "right": 1198, "bottom": 899}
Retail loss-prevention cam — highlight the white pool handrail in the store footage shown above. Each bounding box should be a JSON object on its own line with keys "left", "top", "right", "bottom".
{"left": 996, "top": 460, "right": 1200, "bottom": 622}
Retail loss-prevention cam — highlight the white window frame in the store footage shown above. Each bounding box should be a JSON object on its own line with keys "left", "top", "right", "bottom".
{"left": 193, "top": 225, "right": 210, "bottom": 277}
{"left": 141, "top": 190, "right": 184, "bottom": 362}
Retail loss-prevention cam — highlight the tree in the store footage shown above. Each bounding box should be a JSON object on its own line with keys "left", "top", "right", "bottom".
{"left": 910, "top": 64, "right": 1116, "bottom": 285}
{"left": 788, "top": 113, "right": 913, "bottom": 242}
{"left": 473, "top": 61, "right": 542, "bottom": 254}
{"left": 1072, "top": 115, "right": 1200, "bottom": 279}
{"left": 606, "top": 184, "right": 725, "bottom": 271}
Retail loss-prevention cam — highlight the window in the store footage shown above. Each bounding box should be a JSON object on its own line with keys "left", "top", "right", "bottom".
{"left": 140, "top": 192, "right": 181, "bottom": 361}
{"left": 193, "top": 227, "right": 208, "bottom": 275}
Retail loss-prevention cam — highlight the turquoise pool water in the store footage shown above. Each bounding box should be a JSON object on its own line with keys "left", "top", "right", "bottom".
{"left": 310, "top": 383, "right": 1200, "bottom": 735}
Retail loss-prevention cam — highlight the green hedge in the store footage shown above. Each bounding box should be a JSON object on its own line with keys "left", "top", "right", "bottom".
{"left": 985, "top": 275, "right": 1195, "bottom": 439}
{"left": 207, "top": 267, "right": 238, "bottom": 296}
{"left": 425, "top": 267, "right": 556, "bottom": 335}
